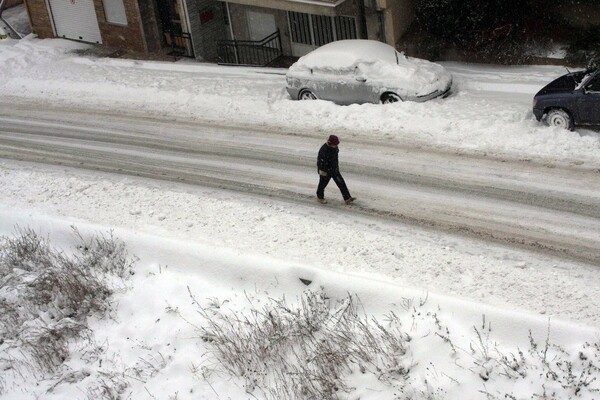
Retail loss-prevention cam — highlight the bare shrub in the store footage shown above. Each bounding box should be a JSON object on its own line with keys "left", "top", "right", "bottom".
{"left": 463, "top": 325, "right": 600, "bottom": 399}
{"left": 28, "top": 254, "right": 113, "bottom": 318}
{"left": 193, "top": 289, "right": 413, "bottom": 400}
{"left": 72, "top": 227, "right": 135, "bottom": 279}
{"left": 196, "top": 288, "right": 600, "bottom": 400}
{"left": 0, "top": 227, "right": 51, "bottom": 272}
{"left": 0, "top": 227, "right": 136, "bottom": 382}
{"left": 523, "top": 330, "right": 600, "bottom": 398}
{"left": 84, "top": 372, "right": 129, "bottom": 400}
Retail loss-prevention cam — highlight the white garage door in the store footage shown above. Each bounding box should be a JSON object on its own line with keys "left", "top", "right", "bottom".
{"left": 48, "top": 0, "right": 102, "bottom": 43}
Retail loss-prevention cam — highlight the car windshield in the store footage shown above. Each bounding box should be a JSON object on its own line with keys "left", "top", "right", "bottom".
{"left": 573, "top": 68, "right": 599, "bottom": 83}
{"left": 573, "top": 69, "right": 600, "bottom": 89}
{"left": 568, "top": 71, "right": 588, "bottom": 85}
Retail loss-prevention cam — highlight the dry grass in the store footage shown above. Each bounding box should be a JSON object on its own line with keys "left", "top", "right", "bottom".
{"left": 0, "top": 226, "right": 136, "bottom": 391}
{"left": 194, "top": 288, "right": 600, "bottom": 400}
{"left": 192, "top": 289, "right": 413, "bottom": 400}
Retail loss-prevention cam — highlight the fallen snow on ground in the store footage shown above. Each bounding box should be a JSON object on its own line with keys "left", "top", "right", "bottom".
{"left": 1, "top": 160, "right": 599, "bottom": 328}
{"left": 0, "top": 37, "right": 599, "bottom": 168}
{"left": 1, "top": 38, "right": 600, "bottom": 399}
{"left": 0, "top": 161, "right": 599, "bottom": 400}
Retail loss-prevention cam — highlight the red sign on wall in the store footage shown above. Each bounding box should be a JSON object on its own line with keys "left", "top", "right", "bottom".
{"left": 199, "top": 8, "right": 214, "bottom": 24}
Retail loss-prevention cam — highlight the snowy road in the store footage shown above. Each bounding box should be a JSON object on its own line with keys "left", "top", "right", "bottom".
{"left": 3, "top": 36, "right": 600, "bottom": 400}
{"left": 1, "top": 103, "right": 599, "bottom": 266}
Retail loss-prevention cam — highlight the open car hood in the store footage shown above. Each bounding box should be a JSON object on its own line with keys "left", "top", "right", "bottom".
{"left": 536, "top": 71, "right": 589, "bottom": 96}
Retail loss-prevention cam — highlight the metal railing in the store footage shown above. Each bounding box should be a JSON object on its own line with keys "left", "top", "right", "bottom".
{"left": 0, "top": 0, "right": 22, "bottom": 39}
{"left": 217, "top": 30, "right": 282, "bottom": 66}
{"left": 164, "top": 30, "right": 193, "bottom": 57}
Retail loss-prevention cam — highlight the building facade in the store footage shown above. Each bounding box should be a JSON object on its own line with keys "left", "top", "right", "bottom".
{"left": 215, "top": 0, "right": 414, "bottom": 63}
{"left": 23, "top": 0, "right": 414, "bottom": 63}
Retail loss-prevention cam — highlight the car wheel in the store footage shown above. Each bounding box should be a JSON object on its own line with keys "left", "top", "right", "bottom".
{"left": 299, "top": 89, "right": 317, "bottom": 100}
{"left": 545, "top": 109, "right": 574, "bottom": 130}
{"left": 381, "top": 93, "right": 402, "bottom": 104}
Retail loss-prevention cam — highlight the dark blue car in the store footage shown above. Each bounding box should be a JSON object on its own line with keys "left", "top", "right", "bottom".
{"left": 533, "top": 68, "right": 600, "bottom": 130}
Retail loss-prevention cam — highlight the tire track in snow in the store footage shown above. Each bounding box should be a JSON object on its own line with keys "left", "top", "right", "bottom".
{"left": 0, "top": 111, "right": 599, "bottom": 266}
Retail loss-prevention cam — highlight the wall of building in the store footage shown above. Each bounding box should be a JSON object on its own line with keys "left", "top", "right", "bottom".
{"left": 23, "top": 0, "right": 148, "bottom": 51}
{"left": 138, "top": 0, "right": 161, "bottom": 52}
{"left": 23, "top": 0, "right": 53, "bottom": 38}
{"left": 379, "top": 0, "right": 413, "bottom": 46}
{"left": 227, "top": 3, "right": 247, "bottom": 39}
{"left": 227, "top": 0, "right": 365, "bottom": 57}
{"left": 4, "top": 0, "right": 23, "bottom": 9}
{"left": 227, "top": 2, "right": 290, "bottom": 55}
{"left": 223, "top": 0, "right": 340, "bottom": 16}
{"left": 93, "top": 0, "right": 147, "bottom": 51}
{"left": 186, "top": 0, "right": 227, "bottom": 60}
{"left": 363, "top": 2, "right": 382, "bottom": 42}
{"left": 338, "top": 0, "right": 363, "bottom": 38}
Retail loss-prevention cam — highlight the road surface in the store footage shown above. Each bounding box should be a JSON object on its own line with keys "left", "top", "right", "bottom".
{"left": 1, "top": 102, "right": 598, "bottom": 266}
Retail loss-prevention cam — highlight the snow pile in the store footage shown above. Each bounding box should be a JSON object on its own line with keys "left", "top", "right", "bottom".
{"left": 0, "top": 160, "right": 597, "bottom": 399}
{"left": 0, "top": 228, "right": 135, "bottom": 397}
{"left": 0, "top": 36, "right": 83, "bottom": 70}
{"left": 0, "top": 36, "right": 600, "bottom": 399}
{"left": 0, "top": 224, "right": 599, "bottom": 399}
{"left": 287, "top": 39, "right": 452, "bottom": 96}
{"left": 0, "top": 160, "right": 598, "bottom": 328}
{"left": 0, "top": 37, "right": 598, "bottom": 167}
{"left": 198, "top": 288, "right": 600, "bottom": 399}
{"left": 292, "top": 39, "right": 400, "bottom": 69}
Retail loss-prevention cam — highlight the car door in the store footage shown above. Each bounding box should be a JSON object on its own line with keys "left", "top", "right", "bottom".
{"left": 577, "top": 73, "right": 600, "bottom": 125}
{"left": 307, "top": 68, "right": 348, "bottom": 103}
{"left": 308, "top": 67, "right": 369, "bottom": 105}
{"left": 331, "top": 63, "right": 377, "bottom": 105}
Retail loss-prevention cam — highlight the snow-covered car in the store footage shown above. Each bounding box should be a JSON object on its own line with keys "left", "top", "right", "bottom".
{"left": 533, "top": 68, "right": 600, "bottom": 130}
{"left": 286, "top": 40, "right": 452, "bottom": 105}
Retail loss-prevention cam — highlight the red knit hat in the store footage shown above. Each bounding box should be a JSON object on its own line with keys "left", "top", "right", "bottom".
{"left": 328, "top": 135, "right": 340, "bottom": 145}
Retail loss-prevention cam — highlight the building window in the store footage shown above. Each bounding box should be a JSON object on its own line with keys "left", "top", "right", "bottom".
{"left": 311, "top": 14, "right": 333, "bottom": 46}
{"left": 289, "top": 11, "right": 312, "bottom": 45}
{"left": 103, "top": 0, "right": 127, "bottom": 25}
{"left": 334, "top": 16, "right": 357, "bottom": 40}
{"left": 288, "top": 12, "right": 356, "bottom": 47}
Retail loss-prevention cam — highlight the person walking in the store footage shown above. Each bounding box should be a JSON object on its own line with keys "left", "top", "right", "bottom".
{"left": 316, "top": 135, "right": 355, "bottom": 204}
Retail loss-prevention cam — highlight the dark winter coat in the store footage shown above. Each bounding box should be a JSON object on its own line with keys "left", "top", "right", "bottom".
{"left": 317, "top": 143, "right": 339, "bottom": 176}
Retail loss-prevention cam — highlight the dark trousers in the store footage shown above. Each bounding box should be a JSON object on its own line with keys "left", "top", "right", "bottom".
{"left": 317, "top": 173, "right": 351, "bottom": 200}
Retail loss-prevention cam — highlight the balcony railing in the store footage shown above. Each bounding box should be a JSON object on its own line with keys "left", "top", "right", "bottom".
{"left": 217, "top": 30, "right": 282, "bottom": 67}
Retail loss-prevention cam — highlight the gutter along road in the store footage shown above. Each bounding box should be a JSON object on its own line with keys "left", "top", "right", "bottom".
{"left": 0, "top": 103, "right": 599, "bottom": 266}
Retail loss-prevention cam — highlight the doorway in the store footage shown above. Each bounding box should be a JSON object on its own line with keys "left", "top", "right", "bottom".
{"left": 157, "top": 0, "right": 193, "bottom": 56}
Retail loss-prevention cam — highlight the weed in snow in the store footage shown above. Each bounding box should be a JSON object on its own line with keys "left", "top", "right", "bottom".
{"left": 192, "top": 288, "right": 418, "bottom": 400}
{"left": 0, "top": 227, "right": 136, "bottom": 395}
{"left": 194, "top": 288, "right": 600, "bottom": 400}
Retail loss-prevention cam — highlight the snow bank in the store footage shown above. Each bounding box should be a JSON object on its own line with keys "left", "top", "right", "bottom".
{"left": 0, "top": 37, "right": 599, "bottom": 168}
{"left": 0, "top": 211, "right": 598, "bottom": 399}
